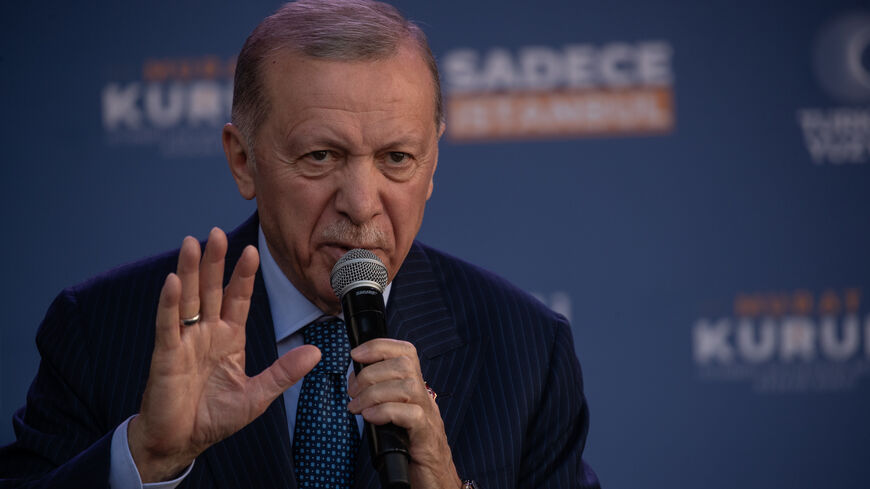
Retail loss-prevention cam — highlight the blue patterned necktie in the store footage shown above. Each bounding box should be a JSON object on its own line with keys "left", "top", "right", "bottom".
{"left": 293, "top": 317, "right": 359, "bottom": 489}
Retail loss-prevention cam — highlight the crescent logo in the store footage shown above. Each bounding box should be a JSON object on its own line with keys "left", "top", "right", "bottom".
{"left": 796, "top": 11, "right": 870, "bottom": 166}
{"left": 813, "top": 12, "right": 870, "bottom": 104}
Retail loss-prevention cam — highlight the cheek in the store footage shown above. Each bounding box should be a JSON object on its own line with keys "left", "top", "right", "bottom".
{"left": 260, "top": 178, "right": 329, "bottom": 248}
{"left": 388, "top": 181, "right": 430, "bottom": 237}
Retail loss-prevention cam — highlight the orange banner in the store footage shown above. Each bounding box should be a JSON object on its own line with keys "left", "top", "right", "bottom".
{"left": 447, "top": 87, "right": 674, "bottom": 141}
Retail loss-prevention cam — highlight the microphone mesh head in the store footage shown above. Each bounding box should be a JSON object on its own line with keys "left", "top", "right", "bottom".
{"left": 330, "top": 249, "right": 389, "bottom": 298}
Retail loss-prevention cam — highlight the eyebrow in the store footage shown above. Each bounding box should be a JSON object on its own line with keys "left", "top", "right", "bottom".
{"left": 378, "top": 125, "right": 435, "bottom": 148}
{"left": 283, "top": 125, "right": 351, "bottom": 153}
{"left": 380, "top": 135, "right": 425, "bottom": 149}
{"left": 283, "top": 118, "right": 433, "bottom": 153}
{"left": 294, "top": 134, "right": 429, "bottom": 154}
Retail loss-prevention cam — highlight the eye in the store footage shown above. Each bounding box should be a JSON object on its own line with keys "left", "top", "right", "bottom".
{"left": 309, "top": 150, "right": 330, "bottom": 161}
{"left": 379, "top": 151, "right": 419, "bottom": 182}
{"left": 388, "top": 152, "right": 409, "bottom": 164}
{"left": 296, "top": 149, "right": 339, "bottom": 178}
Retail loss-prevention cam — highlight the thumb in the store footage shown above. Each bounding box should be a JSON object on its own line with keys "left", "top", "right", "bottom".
{"left": 249, "top": 345, "right": 321, "bottom": 411}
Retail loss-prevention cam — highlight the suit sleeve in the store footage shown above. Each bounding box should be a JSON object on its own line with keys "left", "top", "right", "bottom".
{"left": 517, "top": 318, "right": 601, "bottom": 489}
{"left": 0, "top": 290, "right": 114, "bottom": 489}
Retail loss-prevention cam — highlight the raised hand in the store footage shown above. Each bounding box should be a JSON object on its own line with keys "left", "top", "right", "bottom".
{"left": 347, "top": 339, "right": 462, "bottom": 489}
{"left": 128, "top": 228, "right": 321, "bottom": 482}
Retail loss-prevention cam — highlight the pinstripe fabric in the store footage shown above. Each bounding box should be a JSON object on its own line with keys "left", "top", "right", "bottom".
{"left": 375, "top": 243, "right": 600, "bottom": 489}
{"left": 0, "top": 213, "right": 599, "bottom": 489}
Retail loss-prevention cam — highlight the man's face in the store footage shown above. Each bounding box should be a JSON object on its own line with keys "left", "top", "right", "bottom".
{"left": 227, "top": 44, "right": 441, "bottom": 313}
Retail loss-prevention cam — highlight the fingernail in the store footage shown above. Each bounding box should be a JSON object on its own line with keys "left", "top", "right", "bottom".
{"left": 351, "top": 345, "right": 367, "bottom": 358}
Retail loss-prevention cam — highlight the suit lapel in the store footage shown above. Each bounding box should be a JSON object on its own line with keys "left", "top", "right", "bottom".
{"left": 200, "top": 215, "right": 298, "bottom": 489}
{"left": 353, "top": 243, "right": 485, "bottom": 489}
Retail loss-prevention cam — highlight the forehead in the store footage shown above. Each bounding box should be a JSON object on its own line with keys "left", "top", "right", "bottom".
{"left": 259, "top": 45, "right": 437, "bottom": 134}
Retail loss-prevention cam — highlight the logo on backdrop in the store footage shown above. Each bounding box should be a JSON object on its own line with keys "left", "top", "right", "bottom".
{"left": 101, "top": 56, "right": 235, "bottom": 157}
{"left": 797, "top": 11, "right": 870, "bottom": 165}
{"left": 441, "top": 41, "right": 675, "bottom": 142}
{"left": 692, "top": 288, "right": 870, "bottom": 392}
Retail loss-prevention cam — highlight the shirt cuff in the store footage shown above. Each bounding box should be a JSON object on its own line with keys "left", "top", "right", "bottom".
{"left": 109, "top": 415, "right": 195, "bottom": 489}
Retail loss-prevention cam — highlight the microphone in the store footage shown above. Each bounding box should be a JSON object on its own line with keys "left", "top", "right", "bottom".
{"left": 331, "top": 249, "right": 411, "bottom": 489}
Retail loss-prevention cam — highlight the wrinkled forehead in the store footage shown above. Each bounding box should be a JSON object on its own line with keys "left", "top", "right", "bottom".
{"left": 259, "top": 44, "right": 439, "bottom": 128}
{"left": 262, "top": 46, "right": 437, "bottom": 131}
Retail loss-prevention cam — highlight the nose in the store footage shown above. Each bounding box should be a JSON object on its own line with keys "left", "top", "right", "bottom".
{"left": 334, "top": 157, "right": 383, "bottom": 225}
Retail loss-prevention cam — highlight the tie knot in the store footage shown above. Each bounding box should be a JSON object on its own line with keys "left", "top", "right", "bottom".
{"left": 304, "top": 318, "right": 351, "bottom": 375}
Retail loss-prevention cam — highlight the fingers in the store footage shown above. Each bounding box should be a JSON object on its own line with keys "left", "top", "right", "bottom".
{"left": 346, "top": 338, "right": 432, "bottom": 427}
{"left": 155, "top": 273, "right": 182, "bottom": 349}
{"left": 175, "top": 228, "right": 226, "bottom": 325}
{"left": 176, "top": 237, "right": 201, "bottom": 323}
{"left": 348, "top": 339, "right": 421, "bottom": 398}
{"left": 347, "top": 377, "right": 423, "bottom": 413}
{"left": 250, "top": 345, "right": 322, "bottom": 410}
{"left": 167, "top": 227, "right": 250, "bottom": 334}
{"left": 346, "top": 355, "right": 420, "bottom": 397}
{"left": 200, "top": 228, "right": 228, "bottom": 322}
{"left": 351, "top": 338, "right": 420, "bottom": 366}
{"left": 221, "top": 245, "right": 259, "bottom": 327}
{"left": 174, "top": 228, "right": 254, "bottom": 328}
{"left": 356, "top": 402, "right": 426, "bottom": 429}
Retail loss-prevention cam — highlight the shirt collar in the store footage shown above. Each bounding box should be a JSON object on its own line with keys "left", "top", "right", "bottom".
{"left": 258, "top": 226, "right": 392, "bottom": 343}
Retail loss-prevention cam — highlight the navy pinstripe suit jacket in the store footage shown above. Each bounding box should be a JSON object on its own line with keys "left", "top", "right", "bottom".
{"left": 1, "top": 214, "right": 599, "bottom": 488}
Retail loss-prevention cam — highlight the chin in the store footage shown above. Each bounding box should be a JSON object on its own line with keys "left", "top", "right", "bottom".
{"left": 311, "top": 266, "right": 341, "bottom": 309}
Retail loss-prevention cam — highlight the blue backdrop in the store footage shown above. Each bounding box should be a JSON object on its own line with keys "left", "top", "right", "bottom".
{"left": 2, "top": 1, "right": 869, "bottom": 487}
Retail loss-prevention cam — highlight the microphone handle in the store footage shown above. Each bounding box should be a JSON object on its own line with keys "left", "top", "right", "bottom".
{"left": 341, "top": 287, "right": 411, "bottom": 489}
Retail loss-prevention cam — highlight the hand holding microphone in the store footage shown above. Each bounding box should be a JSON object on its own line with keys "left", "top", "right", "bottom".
{"left": 331, "top": 250, "right": 462, "bottom": 489}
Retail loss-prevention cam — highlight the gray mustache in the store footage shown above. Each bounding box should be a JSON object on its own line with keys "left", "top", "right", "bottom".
{"left": 319, "top": 220, "right": 388, "bottom": 249}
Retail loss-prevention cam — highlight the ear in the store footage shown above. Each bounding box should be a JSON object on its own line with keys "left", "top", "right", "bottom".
{"left": 223, "top": 123, "right": 256, "bottom": 200}
{"left": 426, "top": 122, "right": 446, "bottom": 200}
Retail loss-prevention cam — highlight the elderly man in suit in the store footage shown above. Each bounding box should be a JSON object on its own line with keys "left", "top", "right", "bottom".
{"left": 0, "top": 1, "right": 600, "bottom": 488}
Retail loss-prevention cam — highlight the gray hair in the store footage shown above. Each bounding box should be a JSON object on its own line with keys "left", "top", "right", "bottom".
{"left": 231, "top": 0, "right": 443, "bottom": 146}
